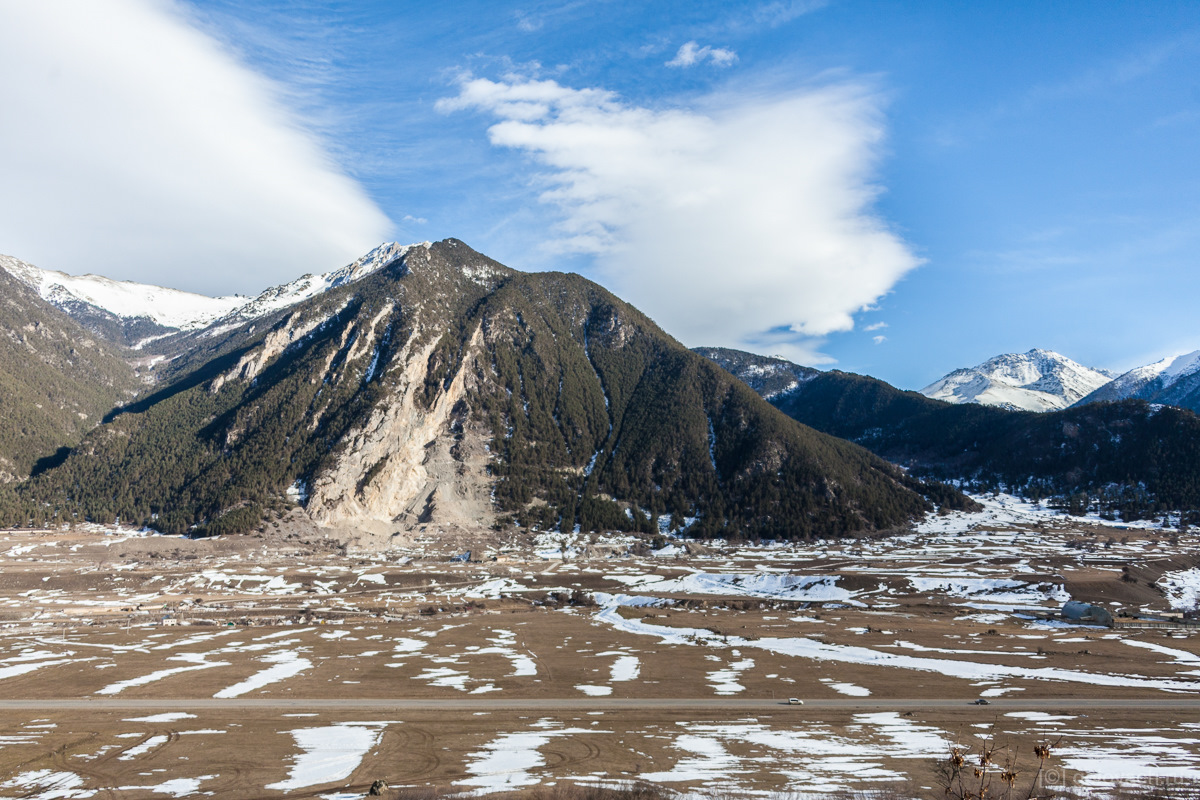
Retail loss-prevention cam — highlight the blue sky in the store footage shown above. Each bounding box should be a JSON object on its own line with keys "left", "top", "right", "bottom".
{"left": 1, "top": 1, "right": 1198, "bottom": 389}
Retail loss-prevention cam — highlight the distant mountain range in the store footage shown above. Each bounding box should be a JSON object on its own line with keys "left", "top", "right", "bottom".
{"left": 0, "top": 242, "right": 965, "bottom": 539}
{"left": 920, "top": 347, "right": 1200, "bottom": 415}
{"left": 1075, "top": 350, "right": 1200, "bottom": 412}
{"left": 920, "top": 349, "right": 1114, "bottom": 412}
{"left": 698, "top": 347, "right": 1200, "bottom": 520}
{"left": 691, "top": 347, "right": 818, "bottom": 399}
{"left": 0, "top": 244, "right": 420, "bottom": 347}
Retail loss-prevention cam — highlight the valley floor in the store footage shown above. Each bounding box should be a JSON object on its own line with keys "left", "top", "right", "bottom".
{"left": 1, "top": 495, "right": 1199, "bottom": 798}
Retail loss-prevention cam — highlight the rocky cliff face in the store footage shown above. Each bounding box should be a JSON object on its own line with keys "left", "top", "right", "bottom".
{"left": 306, "top": 323, "right": 494, "bottom": 534}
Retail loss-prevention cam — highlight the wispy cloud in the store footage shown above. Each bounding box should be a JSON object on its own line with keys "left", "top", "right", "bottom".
{"left": 872, "top": 335, "right": 887, "bottom": 345}
{"left": 667, "top": 41, "right": 739, "bottom": 68}
{"left": 935, "top": 35, "right": 1197, "bottom": 148}
{"left": 0, "top": 0, "right": 390, "bottom": 295}
{"left": 515, "top": 11, "right": 543, "bottom": 32}
{"left": 439, "top": 74, "right": 919, "bottom": 362}
{"left": 864, "top": 321, "right": 888, "bottom": 332}
{"left": 750, "top": 0, "right": 830, "bottom": 27}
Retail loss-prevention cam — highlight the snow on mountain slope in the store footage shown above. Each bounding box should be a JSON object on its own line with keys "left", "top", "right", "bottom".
{"left": 0, "top": 242, "right": 427, "bottom": 337}
{"left": 0, "top": 254, "right": 246, "bottom": 331}
{"left": 1102, "top": 350, "right": 1200, "bottom": 396}
{"left": 214, "top": 241, "right": 425, "bottom": 323}
{"left": 920, "top": 348, "right": 1115, "bottom": 412}
{"left": 1074, "top": 350, "right": 1200, "bottom": 413}
{"left": 692, "top": 347, "right": 819, "bottom": 400}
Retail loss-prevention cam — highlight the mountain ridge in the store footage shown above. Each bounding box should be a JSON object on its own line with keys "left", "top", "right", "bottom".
{"left": 0, "top": 266, "right": 141, "bottom": 483}
{"left": 1075, "top": 350, "right": 1200, "bottom": 413}
{"left": 698, "top": 346, "right": 1200, "bottom": 520}
{"left": 919, "top": 348, "right": 1115, "bottom": 412}
{"left": 0, "top": 243, "right": 428, "bottom": 348}
{"left": 0, "top": 240, "right": 965, "bottom": 539}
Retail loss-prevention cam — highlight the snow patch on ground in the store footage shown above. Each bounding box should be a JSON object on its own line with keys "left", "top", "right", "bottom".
{"left": 707, "top": 657, "right": 754, "bottom": 695}
{"left": 457, "top": 724, "right": 601, "bottom": 790}
{"left": 0, "top": 769, "right": 94, "bottom": 799}
{"left": 1159, "top": 569, "right": 1200, "bottom": 611}
{"left": 213, "top": 650, "right": 310, "bottom": 698}
{"left": 822, "top": 679, "right": 871, "bottom": 697}
{"left": 594, "top": 602, "right": 1200, "bottom": 693}
{"left": 96, "top": 658, "right": 228, "bottom": 696}
{"left": 266, "top": 723, "right": 387, "bottom": 791}
{"left": 122, "top": 712, "right": 196, "bottom": 723}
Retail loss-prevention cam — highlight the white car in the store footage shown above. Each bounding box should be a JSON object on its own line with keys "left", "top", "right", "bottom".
{"left": 788, "top": 698, "right": 804, "bottom": 705}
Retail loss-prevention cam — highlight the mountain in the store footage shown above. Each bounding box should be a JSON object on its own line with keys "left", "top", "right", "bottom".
{"left": 1, "top": 243, "right": 421, "bottom": 349}
{"left": 692, "top": 347, "right": 819, "bottom": 399}
{"left": 0, "top": 266, "right": 140, "bottom": 483}
{"left": 1074, "top": 350, "right": 1200, "bottom": 414}
{"left": 0, "top": 240, "right": 964, "bottom": 539}
{"left": 920, "top": 348, "right": 1115, "bottom": 412}
{"left": 698, "top": 347, "right": 1200, "bottom": 519}
{"left": 0, "top": 253, "right": 248, "bottom": 346}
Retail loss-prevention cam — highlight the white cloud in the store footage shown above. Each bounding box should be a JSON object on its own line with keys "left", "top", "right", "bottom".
{"left": 667, "top": 42, "right": 739, "bottom": 68}
{"left": 864, "top": 321, "right": 889, "bottom": 331}
{"left": 439, "top": 76, "right": 919, "bottom": 363}
{"left": 0, "top": 0, "right": 390, "bottom": 296}
{"left": 873, "top": 335, "right": 887, "bottom": 345}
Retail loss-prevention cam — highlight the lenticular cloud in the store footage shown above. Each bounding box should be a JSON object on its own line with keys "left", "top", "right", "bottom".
{"left": 0, "top": 0, "right": 390, "bottom": 296}
{"left": 440, "top": 76, "right": 919, "bottom": 363}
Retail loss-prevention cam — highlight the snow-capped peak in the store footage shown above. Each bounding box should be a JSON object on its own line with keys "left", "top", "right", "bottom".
{"left": 920, "top": 348, "right": 1115, "bottom": 412}
{"left": 1098, "top": 350, "right": 1200, "bottom": 392}
{"left": 1074, "top": 349, "right": 1200, "bottom": 412}
{"left": 216, "top": 242, "right": 426, "bottom": 323}
{"left": 0, "top": 242, "right": 429, "bottom": 336}
{"left": 0, "top": 253, "right": 247, "bottom": 331}
{"left": 1159, "top": 350, "right": 1200, "bottom": 384}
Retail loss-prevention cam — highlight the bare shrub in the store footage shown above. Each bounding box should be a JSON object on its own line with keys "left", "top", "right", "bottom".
{"left": 934, "top": 732, "right": 1062, "bottom": 800}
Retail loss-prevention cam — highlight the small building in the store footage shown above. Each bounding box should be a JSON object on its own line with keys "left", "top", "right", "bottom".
{"left": 1062, "top": 600, "right": 1114, "bottom": 627}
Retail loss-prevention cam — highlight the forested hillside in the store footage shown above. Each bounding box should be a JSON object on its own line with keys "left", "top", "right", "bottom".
{"left": 0, "top": 241, "right": 968, "bottom": 538}
{"left": 699, "top": 348, "right": 1200, "bottom": 520}
{"left": 0, "top": 268, "right": 140, "bottom": 483}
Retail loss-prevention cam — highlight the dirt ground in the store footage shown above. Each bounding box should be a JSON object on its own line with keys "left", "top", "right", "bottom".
{"left": 2, "top": 497, "right": 1200, "bottom": 798}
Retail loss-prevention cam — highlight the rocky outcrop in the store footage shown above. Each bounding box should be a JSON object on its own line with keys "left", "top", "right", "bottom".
{"left": 210, "top": 305, "right": 347, "bottom": 393}
{"left": 306, "top": 324, "right": 494, "bottom": 533}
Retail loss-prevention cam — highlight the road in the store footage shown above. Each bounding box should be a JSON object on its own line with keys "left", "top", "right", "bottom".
{"left": 1, "top": 697, "right": 1197, "bottom": 712}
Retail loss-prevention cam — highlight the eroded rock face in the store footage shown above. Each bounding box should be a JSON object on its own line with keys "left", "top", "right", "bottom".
{"left": 306, "top": 324, "right": 494, "bottom": 533}
{"left": 210, "top": 306, "right": 346, "bottom": 393}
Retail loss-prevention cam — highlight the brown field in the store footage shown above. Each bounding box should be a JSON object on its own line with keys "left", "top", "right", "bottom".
{"left": 2, "top": 497, "right": 1200, "bottom": 798}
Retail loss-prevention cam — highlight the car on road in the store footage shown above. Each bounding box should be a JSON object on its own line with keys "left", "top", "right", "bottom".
{"left": 972, "top": 698, "right": 991, "bottom": 705}
{"left": 788, "top": 698, "right": 804, "bottom": 705}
